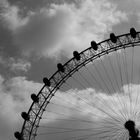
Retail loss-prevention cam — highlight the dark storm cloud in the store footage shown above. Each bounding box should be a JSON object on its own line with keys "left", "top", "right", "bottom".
{"left": 111, "top": 0, "right": 140, "bottom": 14}
{"left": 14, "top": 7, "right": 69, "bottom": 58}
{"left": 0, "top": 21, "right": 19, "bottom": 57}
{"left": 7, "top": 0, "right": 48, "bottom": 11}
{"left": 26, "top": 57, "right": 59, "bottom": 82}
{"left": 0, "top": 0, "right": 128, "bottom": 81}
{"left": 0, "top": 0, "right": 57, "bottom": 80}
{"left": 13, "top": 0, "right": 127, "bottom": 59}
{"left": 7, "top": 0, "right": 77, "bottom": 11}
{"left": 0, "top": 0, "right": 32, "bottom": 77}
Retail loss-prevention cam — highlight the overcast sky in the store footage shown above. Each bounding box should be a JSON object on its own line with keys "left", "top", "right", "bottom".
{"left": 1, "top": 0, "right": 140, "bottom": 140}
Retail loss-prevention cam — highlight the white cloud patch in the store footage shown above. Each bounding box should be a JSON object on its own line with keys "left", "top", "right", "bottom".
{"left": 37, "top": 85, "right": 140, "bottom": 139}
{"left": 1, "top": 0, "right": 128, "bottom": 59}
{"left": 43, "top": 86, "right": 140, "bottom": 122}
{"left": 0, "top": 75, "right": 42, "bottom": 140}
{"left": 8, "top": 58, "right": 31, "bottom": 72}
{"left": 0, "top": 56, "right": 31, "bottom": 72}
{"left": 0, "top": 74, "right": 140, "bottom": 139}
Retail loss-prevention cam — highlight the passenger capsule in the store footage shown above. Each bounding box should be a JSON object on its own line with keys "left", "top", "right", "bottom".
{"left": 110, "top": 33, "right": 117, "bottom": 43}
{"left": 130, "top": 27, "right": 136, "bottom": 38}
{"left": 14, "top": 132, "right": 22, "bottom": 140}
{"left": 57, "top": 63, "right": 65, "bottom": 73}
{"left": 43, "top": 77, "right": 51, "bottom": 87}
{"left": 21, "top": 112, "right": 30, "bottom": 121}
{"left": 73, "top": 51, "right": 81, "bottom": 61}
{"left": 31, "top": 94, "right": 39, "bottom": 103}
{"left": 91, "top": 41, "right": 98, "bottom": 51}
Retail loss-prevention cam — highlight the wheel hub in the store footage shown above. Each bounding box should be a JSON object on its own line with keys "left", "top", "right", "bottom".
{"left": 124, "top": 120, "right": 140, "bottom": 139}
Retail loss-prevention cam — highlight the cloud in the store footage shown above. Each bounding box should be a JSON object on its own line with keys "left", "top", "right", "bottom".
{"left": 112, "top": 0, "right": 140, "bottom": 14}
{"left": 0, "top": 75, "right": 42, "bottom": 140}
{"left": 1, "top": 0, "right": 140, "bottom": 139}
{"left": 0, "top": 0, "right": 29, "bottom": 31}
{"left": 0, "top": 56, "right": 31, "bottom": 72}
{"left": 110, "top": 0, "right": 140, "bottom": 33}
{"left": 0, "top": 74, "right": 139, "bottom": 139}
{"left": 8, "top": 58, "right": 31, "bottom": 72}
{"left": 0, "top": 0, "right": 127, "bottom": 59}
{"left": 44, "top": 86, "right": 140, "bottom": 121}
{"left": 37, "top": 85, "right": 140, "bottom": 139}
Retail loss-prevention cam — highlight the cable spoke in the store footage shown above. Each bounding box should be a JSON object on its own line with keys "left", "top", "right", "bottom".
{"left": 22, "top": 31, "right": 140, "bottom": 140}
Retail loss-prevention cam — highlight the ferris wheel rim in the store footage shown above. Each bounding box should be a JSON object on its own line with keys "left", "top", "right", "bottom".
{"left": 15, "top": 29, "right": 140, "bottom": 140}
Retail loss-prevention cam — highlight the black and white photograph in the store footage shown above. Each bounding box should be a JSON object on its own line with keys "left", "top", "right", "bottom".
{"left": 0, "top": 0, "right": 140, "bottom": 140}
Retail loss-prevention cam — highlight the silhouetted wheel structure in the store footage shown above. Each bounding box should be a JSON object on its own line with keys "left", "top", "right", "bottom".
{"left": 15, "top": 28, "right": 140, "bottom": 140}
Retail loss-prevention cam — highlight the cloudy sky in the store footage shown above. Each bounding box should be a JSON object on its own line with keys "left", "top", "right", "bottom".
{"left": 1, "top": 0, "right": 140, "bottom": 140}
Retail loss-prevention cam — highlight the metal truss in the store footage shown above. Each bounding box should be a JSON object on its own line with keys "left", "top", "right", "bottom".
{"left": 15, "top": 28, "right": 140, "bottom": 140}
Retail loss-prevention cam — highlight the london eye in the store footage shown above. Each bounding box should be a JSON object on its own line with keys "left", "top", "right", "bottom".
{"left": 14, "top": 28, "right": 140, "bottom": 140}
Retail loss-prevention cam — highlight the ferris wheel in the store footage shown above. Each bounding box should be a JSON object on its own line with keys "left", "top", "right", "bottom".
{"left": 14, "top": 28, "right": 140, "bottom": 140}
